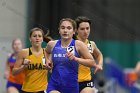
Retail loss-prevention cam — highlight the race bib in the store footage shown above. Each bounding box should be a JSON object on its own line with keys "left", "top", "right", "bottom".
{"left": 67, "top": 46, "right": 75, "bottom": 55}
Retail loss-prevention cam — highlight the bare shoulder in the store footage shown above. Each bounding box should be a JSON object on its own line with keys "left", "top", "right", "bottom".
{"left": 75, "top": 40, "right": 83, "bottom": 46}
{"left": 75, "top": 40, "right": 87, "bottom": 50}
{"left": 47, "top": 40, "right": 58, "bottom": 49}
{"left": 46, "top": 40, "right": 58, "bottom": 53}
{"left": 18, "top": 48, "right": 29, "bottom": 58}
{"left": 47, "top": 40, "right": 57, "bottom": 47}
{"left": 75, "top": 40, "right": 85, "bottom": 45}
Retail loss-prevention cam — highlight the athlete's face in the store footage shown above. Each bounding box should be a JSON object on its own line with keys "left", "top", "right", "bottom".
{"left": 30, "top": 31, "right": 43, "bottom": 47}
{"left": 77, "top": 22, "right": 90, "bottom": 40}
{"left": 12, "top": 39, "right": 22, "bottom": 53}
{"left": 59, "top": 21, "right": 75, "bottom": 40}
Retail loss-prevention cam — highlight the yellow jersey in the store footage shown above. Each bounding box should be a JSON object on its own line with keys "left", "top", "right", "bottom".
{"left": 22, "top": 48, "right": 48, "bottom": 92}
{"left": 78, "top": 41, "right": 95, "bottom": 82}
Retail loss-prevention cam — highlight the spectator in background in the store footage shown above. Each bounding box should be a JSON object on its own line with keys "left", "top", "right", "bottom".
{"left": 4, "top": 38, "right": 25, "bottom": 93}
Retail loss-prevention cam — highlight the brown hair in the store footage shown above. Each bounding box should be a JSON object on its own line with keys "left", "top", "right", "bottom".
{"left": 75, "top": 16, "right": 91, "bottom": 29}
{"left": 29, "top": 27, "right": 44, "bottom": 37}
{"left": 59, "top": 18, "right": 77, "bottom": 30}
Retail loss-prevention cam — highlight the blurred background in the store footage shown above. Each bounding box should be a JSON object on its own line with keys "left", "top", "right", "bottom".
{"left": 0, "top": 0, "right": 140, "bottom": 93}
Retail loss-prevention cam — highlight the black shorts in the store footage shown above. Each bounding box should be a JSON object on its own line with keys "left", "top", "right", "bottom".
{"left": 21, "top": 90, "right": 46, "bottom": 93}
{"left": 79, "top": 79, "right": 94, "bottom": 92}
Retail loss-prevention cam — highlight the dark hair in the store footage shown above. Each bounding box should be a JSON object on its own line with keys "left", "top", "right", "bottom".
{"left": 29, "top": 27, "right": 44, "bottom": 37}
{"left": 75, "top": 16, "right": 91, "bottom": 29}
{"left": 59, "top": 18, "right": 77, "bottom": 30}
{"left": 30, "top": 27, "right": 54, "bottom": 43}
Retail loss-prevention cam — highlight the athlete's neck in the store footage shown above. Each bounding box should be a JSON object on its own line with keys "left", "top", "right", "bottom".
{"left": 77, "top": 36, "right": 88, "bottom": 44}
{"left": 31, "top": 47, "right": 43, "bottom": 56}
{"left": 61, "top": 38, "right": 73, "bottom": 48}
{"left": 31, "top": 46, "right": 42, "bottom": 52}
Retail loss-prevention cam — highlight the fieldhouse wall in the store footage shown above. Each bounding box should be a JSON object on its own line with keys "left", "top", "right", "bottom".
{"left": 0, "top": 0, "right": 27, "bottom": 92}
{"left": 97, "top": 41, "right": 140, "bottom": 68}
